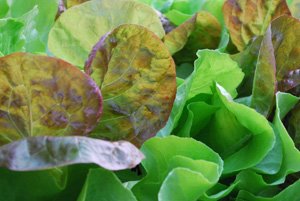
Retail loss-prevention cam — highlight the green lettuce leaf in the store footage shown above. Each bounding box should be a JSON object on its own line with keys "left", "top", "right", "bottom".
{"left": 223, "top": 0, "right": 291, "bottom": 51}
{"left": 132, "top": 136, "right": 223, "bottom": 201}
{"left": 236, "top": 170, "right": 281, "bottom": 196}
{"left": 48, "top": 0, "right": 165, "bottom": 67}
{"left": 85, "top": 24, "right": 176, "bottom": 146}
{"left": 77, "top": 168, "right": 137, "bottom": 201}
{"left": 236, "top": 178, "right": 300, "bottom": 201}
{"left": 265, "top": 92, "right": 300, "bottom": 183}
{"left": 189, "top": 50, "right": 244, "bottom": 99}
{"left": 0, "top": 18, "right": 24, "bottom": 55}
{"left": 1, "top": 0, "right": 59, "bottom": 53}
{"left": 175, "top": 84, "right": 275, "bottom": 174}
{"left": 0, "top": 167, "right": 66, "bottom": 201}
{"left": 157, "top": 49, "right": 243, "bottom": 137}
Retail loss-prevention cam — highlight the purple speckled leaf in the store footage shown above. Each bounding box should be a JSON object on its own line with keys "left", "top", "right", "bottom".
{"left": 85, "top": 24, "right": 176, "bottom": 147}
{"left": 0, "top": 52, "right": 102, "bottom": 145}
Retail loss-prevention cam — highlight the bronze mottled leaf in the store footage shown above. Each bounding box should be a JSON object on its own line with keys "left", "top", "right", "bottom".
{"left": 85, "top": 24, "right": 176, "bottom": 146}
{"left": 164, "top": 11, "right": 221, "bottom": 57}
{"left": 250, "top": 26, "right": 277, "bottom": 117}
{"left": 271, "top": 16, "right": 300, "bottom": 92}
{"left": 223, "top": 0, "right": 290, "bottom": 51}
{"left": 0, "top": 52, "right": 102, "bottom": 145}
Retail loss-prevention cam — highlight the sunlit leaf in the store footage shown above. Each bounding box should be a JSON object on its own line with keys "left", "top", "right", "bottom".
{"left": 48, "top": 0, "right": 165, "bottom": 67}
{"left": 0, "top": 136, "right": 144, "bottom": 171}
{"left": 132, "top": 136, "right": 223, "bottom": 201}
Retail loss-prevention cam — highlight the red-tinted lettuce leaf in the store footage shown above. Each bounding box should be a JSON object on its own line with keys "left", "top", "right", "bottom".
{"left": 271, "top": 15, "right": 300, "bottom": 92}
{"left": 164, "top": 11, "right": 221, "bottom": 63}
{"left": 234, "top": 16, "right": 300, "bottom": 117}
{"left": 0, "top": 52, "right": 102, "bottom": 145}
{"left": 85, "top": 24, "right": 176, "bottom": 147}
{"left": 232, "top": 36, "right": 263, "bottom": 97}
{"left": 0, "top": 136, "right": 144, "bottom": 171}
{"left": 250, "top": 26, "right": 277, "bottom": 117}
{"left": 48, "top": 0, "right": 165, "bottom": 67}
{"left": 223, "top": 0, "right": 291, "bottom": 51}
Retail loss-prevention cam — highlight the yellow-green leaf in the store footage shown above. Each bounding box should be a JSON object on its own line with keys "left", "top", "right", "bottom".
{"left": 48, "top": 0, "right": 165, "bottom": 67}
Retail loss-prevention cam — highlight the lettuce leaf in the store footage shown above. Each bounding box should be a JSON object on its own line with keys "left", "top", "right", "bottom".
{"left": 223, "top": 0, "right": 291, "bottom": 51}
{"left": 85, "top": 24, "right": 176, "bottom": 146}
{"left": 157, "top": 49, "right": 244, "bottom": 137}
{"left": 48, "top": 0, "right": 165, "bottom": 67}
{"left": 132, "top": 136, "right": 223, "bottom": 201}
{"left": 77, "top": 168, "right": 137, "bottom": 201}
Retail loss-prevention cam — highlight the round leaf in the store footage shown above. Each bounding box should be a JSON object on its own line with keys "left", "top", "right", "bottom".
{"left": 0, "top": 52, "right": 102, "bottom": 145}
{"left": 85, "top": 24, "right": 176, "bottom": 146}
{"left": 48, "top": 0, "right": 165, "bottom": 67}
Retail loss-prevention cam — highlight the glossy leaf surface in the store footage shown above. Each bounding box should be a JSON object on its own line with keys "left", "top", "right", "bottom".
{"left": 132, "top": 136, "right": 223, "bottom": 201}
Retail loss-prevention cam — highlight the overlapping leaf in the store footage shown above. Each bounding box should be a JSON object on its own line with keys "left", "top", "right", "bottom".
{"left": 164, "top": 11, "right": 221, "bottom": 63}
{"left": 286, "top": 103, "right": 300, "bottom": 149}
{"left": 0, "top": 136, "right": 143, "bottom": 171}
{"left": 48, "top": 0, "right": 165, "bottom": 67}
{"left": 223, "top": 0, "right": 291, "bottom": 51}
{"left": 85, "top": 24, "right": 176, "bottom": 146}
{"left": 77, "top": 168, "right": 137, "bottom": 201}
{"left": 271, "top": 16, "right": 300, "bottom": 92}
{"left": 0, "top": 52, "right": 102, "bottom": 144}
{"left": 157, "top": 49, "right": 244, "bottom": 137}
{"left": 177, "top": 84, "right": 275, "bottom": 174}
{"left": 265, "top": 92, "right": 300, "bottom": 182}
{"left": 250, "top": 27, "right": 276, "bottom": 117}
{"left": 0, "top": 0, "right": 59, "bottom": 53}
{"left": 132, "top": 136, "right": 223, "bottom": 201}
{"left": 236, "top": 178, "right": 300, "bottom": 201}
